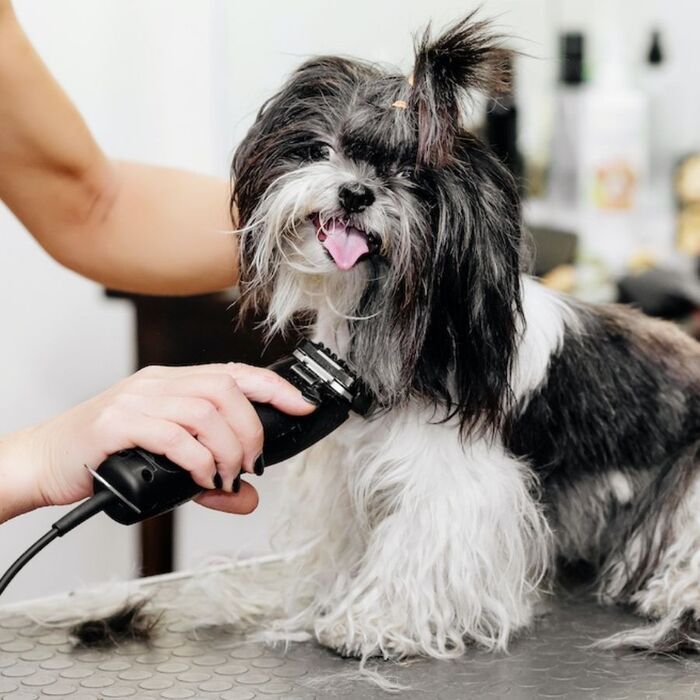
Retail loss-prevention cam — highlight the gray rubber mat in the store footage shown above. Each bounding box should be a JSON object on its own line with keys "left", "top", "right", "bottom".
{"left": 1, "top": 578, "right": 699, "bottom": 699}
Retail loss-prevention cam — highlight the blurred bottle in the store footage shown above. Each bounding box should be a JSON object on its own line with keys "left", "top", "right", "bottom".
{"left": 644, "top": 29, "right": 672, "bottom": 208}
{"left": 577, "top": 18, "right": 649, "bottom": 213}
{"left": 547, "top": 32, "right": 586, "bottom": 207}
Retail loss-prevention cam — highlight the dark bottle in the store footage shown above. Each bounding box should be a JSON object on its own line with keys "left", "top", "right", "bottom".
{"left": 484, "top": 53, "right": 523, "bottom": 187}
{"left": 547, "top": 31, "right": 586, "bottom": 206}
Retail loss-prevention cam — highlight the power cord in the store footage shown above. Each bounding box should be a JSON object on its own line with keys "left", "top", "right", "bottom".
{"left": 0, "top": 490, "right": 116, "bottom": 597}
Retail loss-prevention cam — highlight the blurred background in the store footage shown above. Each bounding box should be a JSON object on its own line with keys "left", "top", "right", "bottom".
{"left": 1, "top": 0, "right": 699, "bottom": 604}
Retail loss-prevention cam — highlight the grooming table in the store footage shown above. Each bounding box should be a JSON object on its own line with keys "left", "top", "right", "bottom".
{"left": 1, "top": 565, "right": 699, "bottom": 699}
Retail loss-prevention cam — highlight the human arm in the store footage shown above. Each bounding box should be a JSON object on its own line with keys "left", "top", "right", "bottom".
{"left": 0, "top": 1, "right": 239, "bottom": 295}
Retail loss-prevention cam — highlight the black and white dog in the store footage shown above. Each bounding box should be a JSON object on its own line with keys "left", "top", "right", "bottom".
{"left": 231, "top": 15, "right": 700, "bottom": 660}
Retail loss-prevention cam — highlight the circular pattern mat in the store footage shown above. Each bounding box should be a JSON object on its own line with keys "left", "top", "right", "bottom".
{"left": 2, "top": 581, "right": 700, "bottom": 698}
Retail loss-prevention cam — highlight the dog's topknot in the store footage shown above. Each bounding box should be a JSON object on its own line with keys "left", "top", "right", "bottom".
{"left": 410, "top": 12, "right": 511, "bottom": 167}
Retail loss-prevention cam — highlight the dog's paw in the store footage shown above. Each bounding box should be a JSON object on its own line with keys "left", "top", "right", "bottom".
{"left": 316, "top": 622, "right": 381, "bottom": 660}
{"left": 315, "top": 618, "right": 428, "bottom": 660}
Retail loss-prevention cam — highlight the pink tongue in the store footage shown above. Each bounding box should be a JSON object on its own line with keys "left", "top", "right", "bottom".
{"left": 320, "top": 220, "right": 369, "bottom": 270}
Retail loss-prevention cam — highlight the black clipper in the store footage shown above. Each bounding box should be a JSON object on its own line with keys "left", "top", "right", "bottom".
{"left": 93, "top": 340, "right": 369, "bottom": 525}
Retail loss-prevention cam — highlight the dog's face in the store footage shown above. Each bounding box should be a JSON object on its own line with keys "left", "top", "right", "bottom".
{"left": 233, "top": 60, "right": 425, "bottom": 317}
{"left": 233, "top": 16, "right": 524, "bottom": 434}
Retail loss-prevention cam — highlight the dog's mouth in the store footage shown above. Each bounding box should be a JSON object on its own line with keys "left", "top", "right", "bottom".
{"left": 311, "top": 214, "right": 379, "bottom": 271}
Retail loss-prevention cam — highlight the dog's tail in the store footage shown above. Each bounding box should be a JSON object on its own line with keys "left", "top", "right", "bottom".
{"left": 595, "top": 438, "right": 700, "bottom": 653}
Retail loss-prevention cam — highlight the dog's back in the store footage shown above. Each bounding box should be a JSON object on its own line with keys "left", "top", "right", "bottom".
{"left": 510, "top": 291, "right": 700, "bottom": 651}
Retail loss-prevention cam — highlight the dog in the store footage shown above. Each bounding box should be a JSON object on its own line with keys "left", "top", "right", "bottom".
{"left": 230, "top": 14, "right": 700, "bottom": 661}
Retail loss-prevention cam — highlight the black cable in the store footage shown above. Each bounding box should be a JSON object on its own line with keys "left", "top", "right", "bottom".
{"left": 51, "top": 490, "right": 115, "bottom": 536}
{"left": 0, "top": 490, "right": 116, "bottom": 597}
{"left": 0, "top": 530, "right": 58, "bottom": 597}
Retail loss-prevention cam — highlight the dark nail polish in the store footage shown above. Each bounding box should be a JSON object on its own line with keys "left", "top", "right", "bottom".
{"left": 213, "top": 472, "right": 223, "bottom": 490}
{"left": 254, "top": 454, "right": 266, "bottom": 476}
{"left": 300, "top": 386, "right": 322, "bottom": 405}
{"left": 232, "top": 474, "right": 241, "bottom": 493}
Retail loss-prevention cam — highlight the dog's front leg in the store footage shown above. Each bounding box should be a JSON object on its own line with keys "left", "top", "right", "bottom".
{"left": 285, "top": 409, "right": 552, "bottom": 660}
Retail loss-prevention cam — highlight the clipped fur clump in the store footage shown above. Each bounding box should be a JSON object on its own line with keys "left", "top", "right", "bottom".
{"left": 70, "top": 600, "right": 157, "bottom": 648}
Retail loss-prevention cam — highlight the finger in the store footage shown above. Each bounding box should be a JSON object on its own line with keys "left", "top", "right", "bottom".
{"left": 227, "top": 364, "right": 317, "bottom": 415}
{"left": 134, "top": 363, "right": 317, "bottom": 415}
{"left": 97, "top": 409, "right": 217, "bottom": 490}
{"left": 132, "top": 374, "right": 264, "bottom": 474}
{"left": 118, "top": 394, "right": 244, "bottom": 492}
{"left": 194, "top": 479, "right": 258, "bottom": 514}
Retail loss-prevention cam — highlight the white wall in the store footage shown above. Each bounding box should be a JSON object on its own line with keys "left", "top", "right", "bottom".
{"left": 0, "top": 0, "right": 225, "bottom": 604}
{"left": 2, "top": 0, "right": 700, "bottom": 603}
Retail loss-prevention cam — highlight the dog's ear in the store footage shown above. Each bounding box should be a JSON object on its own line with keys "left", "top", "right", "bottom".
{"left": 409, "top": 14, "right": 510, "bottom": 167}
{"left": 349, "top": 136, "right": 523, "bottom": 437}
{"left": 430, "top": 139, "right": 523, "bottom": 436}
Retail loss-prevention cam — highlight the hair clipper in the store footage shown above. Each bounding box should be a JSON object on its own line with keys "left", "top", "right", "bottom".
{"left": 92, "top": 340, "right": 370, "bottom": 525}
{"left": 0, "top": 341, "right": 369, "bottom": 598}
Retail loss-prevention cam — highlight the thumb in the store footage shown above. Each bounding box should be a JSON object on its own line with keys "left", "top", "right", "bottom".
{"left": 195, "top": 480, "right": 259, "bottom": 514}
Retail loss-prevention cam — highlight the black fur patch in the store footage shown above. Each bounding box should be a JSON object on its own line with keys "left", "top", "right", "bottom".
{"left": 509, "top": 307, "right": 699, "bottom": 481}
{"left": 508, "top": 305, "right": 700, "bottom": 594}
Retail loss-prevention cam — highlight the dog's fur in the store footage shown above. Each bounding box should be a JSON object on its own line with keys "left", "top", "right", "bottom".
{"left": 229, "top": 14, "right": 700, "bottom": 660}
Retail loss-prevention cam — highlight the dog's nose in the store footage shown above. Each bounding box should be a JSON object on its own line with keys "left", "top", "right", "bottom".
{"left": 339, "top": 183, "right": 375, "bottom": 214}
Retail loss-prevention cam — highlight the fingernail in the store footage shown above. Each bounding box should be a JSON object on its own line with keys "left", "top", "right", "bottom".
{"left": 213, "top": 472, "right": 223, "bottom": 490}
{"left": 232, "top": 474, "right": 241, "bottom": 493}
{"left": 254, "top": 454, "right": 266, "bottom": 476}
{"left": 300, "top": 387, "right": 321, "bottom": 405}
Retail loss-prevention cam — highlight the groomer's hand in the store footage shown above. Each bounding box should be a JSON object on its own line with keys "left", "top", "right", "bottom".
{"left": 0, "top": 364, "right": 315, "bottom": 523}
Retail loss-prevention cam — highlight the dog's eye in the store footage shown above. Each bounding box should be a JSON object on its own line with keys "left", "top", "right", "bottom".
{"left": 295, "top": 143, "right": 331, "bottom": 163}
{"left": 395, "top": 167, "right": 414, "bottom": 180}
{"left": 308, "top": 144, "right": 331, "bottom": 161}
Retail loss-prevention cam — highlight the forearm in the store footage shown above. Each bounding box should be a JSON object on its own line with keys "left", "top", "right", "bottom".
{"left": 0, "top": 428, "right": 45, "bottom": 524}
{"left": 0, "top": 5, "right": 239, "bottom": 295}
{"left": 43, "top": 160, "right": 239, "bottom": 295}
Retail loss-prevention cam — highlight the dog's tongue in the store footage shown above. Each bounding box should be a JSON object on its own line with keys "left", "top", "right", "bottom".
{"left": 320, "top": 219, "right": 369, "bottom": 270}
